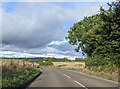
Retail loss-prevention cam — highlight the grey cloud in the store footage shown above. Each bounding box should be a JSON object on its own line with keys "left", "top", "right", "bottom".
{"left": 2, "top": 41, "right": 82, "bottom": 58}
{"left": 2, "top": 3, "right": 67, "bottom": 48}
{"left": 47, "top": 40, "right": 82, "bottom": 57}
{"left": 2, "top": 2, "right": 100, "bottom": 49}
{"left": 48, "top": 41, "right": 75, "bottom": 51}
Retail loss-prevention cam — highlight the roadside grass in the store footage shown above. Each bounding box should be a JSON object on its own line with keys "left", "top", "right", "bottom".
{"left": 82, "top": 66, "right": 119, "bottom": 82}
{"left": 1, "top": 59, "right": 41, "bottom": 89}
{"left": 2, "top": 68, "right": 41, "bottom": 89}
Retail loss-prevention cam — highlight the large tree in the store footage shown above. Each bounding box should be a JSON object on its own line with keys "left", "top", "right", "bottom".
{"left": 66, "top": 2, "right": 120, "bottom": 66}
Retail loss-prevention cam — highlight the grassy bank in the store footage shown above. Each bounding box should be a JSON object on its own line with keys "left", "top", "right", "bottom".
{"left": 1, "top": 59, "right": 41, "bottom": 89}
{"left": 82, "top": 66, "right": 119, "bottom": 82}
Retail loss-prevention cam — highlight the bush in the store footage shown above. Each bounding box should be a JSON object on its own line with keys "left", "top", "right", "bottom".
{"left": 85, "top": 55, "right": 107, "bottom": 67}
{"left": 75, "top": 58, "right": 85, "bottom": 62}
{"left": 38, "top": 61, "right": 53, "bottom": 66}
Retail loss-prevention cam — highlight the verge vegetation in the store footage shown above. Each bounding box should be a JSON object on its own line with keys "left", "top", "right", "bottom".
{"left": 1, "top": 59, "right": 41, "bottom": 89}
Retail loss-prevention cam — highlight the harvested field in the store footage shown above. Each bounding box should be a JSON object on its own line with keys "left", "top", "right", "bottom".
{"left": 52, "top": 62, "right": 85, "bottom": 69}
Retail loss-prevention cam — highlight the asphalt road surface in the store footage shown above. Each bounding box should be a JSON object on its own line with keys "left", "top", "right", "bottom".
{"left": 27, "top": 67, "right": 119, "bottom": 89}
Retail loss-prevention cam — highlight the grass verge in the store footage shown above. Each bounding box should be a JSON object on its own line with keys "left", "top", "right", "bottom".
{"left": 2, "top": 68, "right": 41, "bottom": 89}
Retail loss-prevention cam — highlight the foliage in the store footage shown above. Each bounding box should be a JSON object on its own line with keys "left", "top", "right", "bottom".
{"left": 85, "top": 56, "right": 107, "bottom": 66}
{"left": 2, "top": 68, "right": 41, "bottom": 89}
{"left": 66, "top": 2, "right": 120, "bottom": 67}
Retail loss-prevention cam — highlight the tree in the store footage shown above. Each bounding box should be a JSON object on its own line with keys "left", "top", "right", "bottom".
{"left": 66, "top": 14, "right": 103, "bottom": 56}
{"left": 99, "top": 2, "right": 120, "bottom": 65}
{"left": 63, "top": 57, "right": 68, "bottom": 61}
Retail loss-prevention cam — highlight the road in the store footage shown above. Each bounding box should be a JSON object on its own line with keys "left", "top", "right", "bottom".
{"left": 27, "top": 67, "right": 119, "bottom": 89}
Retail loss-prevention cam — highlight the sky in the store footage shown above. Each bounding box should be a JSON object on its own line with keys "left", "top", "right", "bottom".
{"left": 0, "top": 1, "right": 114, "bottom": 60}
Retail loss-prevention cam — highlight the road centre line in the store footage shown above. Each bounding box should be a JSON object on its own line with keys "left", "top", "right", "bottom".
{"left": 63, "top": 74, "right": 71, "bottom": 78}
{"left": 74, "top": 80, "right": 88, "bottom": 89}
{"left": 63, "top": 73, "right": 87, "bottom": 89}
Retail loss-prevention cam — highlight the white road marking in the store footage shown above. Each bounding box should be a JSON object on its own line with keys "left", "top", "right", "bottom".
{"left": 74, "top": 80, "right": 88, "bottom": 89}
{"left": 64, "top": 74, "right": 71, "bottom": 78}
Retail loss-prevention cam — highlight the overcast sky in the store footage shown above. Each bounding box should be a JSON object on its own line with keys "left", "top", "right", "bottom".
{"left": 0, "top": 1, "right": 113, "bottom": 60}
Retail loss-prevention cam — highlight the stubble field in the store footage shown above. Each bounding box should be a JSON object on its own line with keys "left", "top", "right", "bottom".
{"left": 52, "top": 62, "right": 85, "bottom": 70}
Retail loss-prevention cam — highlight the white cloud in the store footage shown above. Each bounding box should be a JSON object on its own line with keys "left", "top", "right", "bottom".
{"left": 0, "top": 50, "right": 82, "bottom": 60}
{"left": 48, "top": 40, "right": 67, "bottom": 46}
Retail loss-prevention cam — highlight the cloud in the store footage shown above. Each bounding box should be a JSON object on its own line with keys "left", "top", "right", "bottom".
{"left": 1, "top": 40, "right": 85, "bottom": 59}
{"left": 2, "top": 2, "right": 102, "bottom": 59}
{"left": 47, "top": 40, "right": 75, "bottom": 51}
{"left": 2, "top": 2, "right": 100, "bottom": 48}
{"left": 0, "top": 51, "right": 36, "bottom": 58}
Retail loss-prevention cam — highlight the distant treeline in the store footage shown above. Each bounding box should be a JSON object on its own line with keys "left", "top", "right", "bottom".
{"left": 22, "top": 57, "right": 85, "bottom": 66}
{"left": 1, "top": 57, "right": 85, "bottom": 62}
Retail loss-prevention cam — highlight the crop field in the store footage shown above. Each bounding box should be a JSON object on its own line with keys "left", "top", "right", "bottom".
{"left": 52, "top": 62, "right": 85, "bottom": 70}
